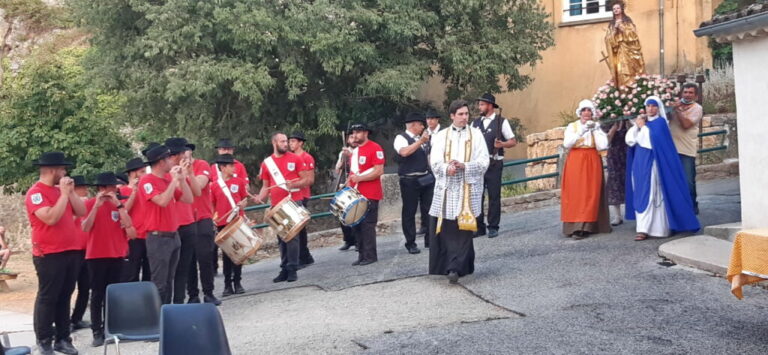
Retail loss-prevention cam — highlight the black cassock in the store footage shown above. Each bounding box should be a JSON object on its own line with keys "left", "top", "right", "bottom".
{"left": 428, "top": 217, "right": 475, "bottom": 276}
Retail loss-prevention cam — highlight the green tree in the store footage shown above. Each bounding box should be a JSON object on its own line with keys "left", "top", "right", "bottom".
{"left": 69, "top": 0, "right": 553, "bottom": 171}
{"left": 0, "top": 46, "right": 132, "bottom": 192}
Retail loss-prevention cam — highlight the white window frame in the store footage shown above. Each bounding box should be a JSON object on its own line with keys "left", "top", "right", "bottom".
{"left": 561, "top": 0, "right": 613, "bottom": 23}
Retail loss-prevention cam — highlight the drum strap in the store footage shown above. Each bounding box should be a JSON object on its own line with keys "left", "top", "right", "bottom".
{"left": 349, "top": 147, "right": 373, "bottom": 189}
{"left": 214, "top": 163, "right": 238, "bottom": 223}
{"left": 264, "top": 156, "right": 300, "bottom": 194}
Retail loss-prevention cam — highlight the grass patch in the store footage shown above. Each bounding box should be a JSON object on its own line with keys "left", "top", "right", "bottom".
{"left": 501, "top": 184, "right": 540, "bottom": 198}
{"left": 703, "top": 62, "right": 736, "bottom": 114}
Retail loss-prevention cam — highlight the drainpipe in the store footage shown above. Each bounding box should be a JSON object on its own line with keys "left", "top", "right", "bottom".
{"left": 659, "top": 0, "right": 665, "bottom": 76}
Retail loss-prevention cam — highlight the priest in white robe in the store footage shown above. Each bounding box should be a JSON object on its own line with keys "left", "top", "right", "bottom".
{"left": 428, "top": 99, "right": 489, "bottom": 283}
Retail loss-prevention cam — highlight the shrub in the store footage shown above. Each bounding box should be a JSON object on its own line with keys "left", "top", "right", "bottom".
{"left": 592, "top": 74, "right": 678, "bottom": 121}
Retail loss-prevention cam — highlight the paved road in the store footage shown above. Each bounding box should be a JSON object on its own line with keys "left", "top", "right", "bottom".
{"left": 58, "top": 177, "right": 768, "bottom": 354}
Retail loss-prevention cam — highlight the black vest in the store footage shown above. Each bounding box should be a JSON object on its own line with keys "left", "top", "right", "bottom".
{"left": 472, "top": 115, "right": 507, "bottom": 158}
{"left": 396, "top": 132, "right": 430, "bottom": 176}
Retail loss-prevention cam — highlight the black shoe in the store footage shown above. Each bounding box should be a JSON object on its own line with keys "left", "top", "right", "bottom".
{"left": 339, "top": 243, "right": 353, "bottom": 251}
{"left": 488, "top": 229, "right": 499, "bottom": 238}
{"left": 573, "top": 231, "right": 588, "bottom": 240}
{"left": 53, "top": 338, "right": 78, "bottom": 355}
{"left": 91, "top": 331, "right": 105, "bottom": 347}
{"left": 476, "top": 228, "right": 487, "bottom": 237}
{"left": 204, "top": 294, "right": 222, "bottom": 306}
{"left": 71, "top": 320, "right": 90, "bottom": 331}
{"left": 286, "top": 270, "right": 298, "bottom": 282}
{"left": 351, "top": 260, "right": 361, "bottom": 266}
{"left": 187, "top": 295, "right": 201, "bottom": 304}
{"left": 358, "top": 260, "right": 376, "bottom": 266}
{"left": 407, "top": 246, "right": 421, "bottom": 254}
{"left": 234, "top": 283, "right": 245, "bottom": 294}
{"left": 416, "top": 227, "right": 427, "bottom": 236}
{"left": 222, "top": 285, "right": 234, "bottom": 297}
{"left": 447, "top": 271, "right": 459, "bottom": 284}
{"left": 273, "top": 271, "right": 288, "bottom": 283}
{"left": 38, "top": 338, "right": 54, "bottom": 355}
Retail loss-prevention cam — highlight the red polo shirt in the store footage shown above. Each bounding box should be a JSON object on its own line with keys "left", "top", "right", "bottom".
{"left": 84, "top": 199, "right": 129, "bottom": 259}
{"left": 296, "top": 151, "right": 315, "bottom": 200}
{"left": 165, "top": 173, "right": 194, "bottom": 227}
{"left": 73, "top": 215, "right": 88, "bottom": 251}
{"left": 259, "top": 153, "right": 306, "bottom": 206}
{"left": 120, "top": 186, "right": 147, "bottom": 239}
{"left": 211, "top": 177, "right": 248, "bottom": 227}
{"left": 25, "top": 181, "right": 79, "bottom": 257}
{"left": 191, "top": 159, "right": 214, "bottom": 221}
{"left": 351, "top": 140, "right": 385, "bottom": 201}
{"left": 139, "top": 173, "right": 183, "bottom": 233}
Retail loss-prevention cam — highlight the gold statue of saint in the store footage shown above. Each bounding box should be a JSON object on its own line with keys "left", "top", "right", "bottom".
{"left": 604, "top": 1, "right": 645, "bottom": 87}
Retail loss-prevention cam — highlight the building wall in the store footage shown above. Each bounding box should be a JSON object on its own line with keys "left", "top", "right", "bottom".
{"left": 732, "top": 36, "right": 768, "bottom": 229}
{"left": 418, "top": 0, "right": 722, "bottom": 159}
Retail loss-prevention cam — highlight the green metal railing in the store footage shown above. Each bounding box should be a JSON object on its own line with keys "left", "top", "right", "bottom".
{"left": 243, "top": 129, "right": 728, "bottom": 229}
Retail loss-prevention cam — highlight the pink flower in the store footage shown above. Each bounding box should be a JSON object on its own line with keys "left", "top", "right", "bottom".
{"left": 605, "top": 105, "right": 612, "bottom": 111}
{"left": 632, "top": 98, "right": 638, "bottom": 103}
{"left": 611, "top": 113, "right": 617, "bottom": 118}
{"left": 623, "top": 110, "right": 630, "bottom": 115}
{"left": 640, "top": 109, "right": 645, "bottom": 114}
{"left": 615, "top": 99, "right": 621, "bottom": 105}
{"left": 621, "top": 94, "right": 626, "bottom": 99}
{"left": 631, "top": 107, "right": 637, "bottom": 113}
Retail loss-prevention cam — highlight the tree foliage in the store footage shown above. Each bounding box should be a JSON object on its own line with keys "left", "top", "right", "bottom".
{"left": 69, "top": 0, "right": 553, "bottom": 170}
{"left": 0, "top": 46, "right": 132, "bottom": 192}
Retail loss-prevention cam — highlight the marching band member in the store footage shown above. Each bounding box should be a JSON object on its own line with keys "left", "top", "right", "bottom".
{"left": 429, "top": 100, "right": 489, "bottom": 284}
{"left": 254, "top": 132, "right": 310, "bottom": 282}
{"left": 288, "top": 131, "right": 316, "bottom": 268}
{"left": 394, "top": 113, "right": 434, "bottom": 254}
{"left": 120, "top": 157, "right": 150, "bottom": 282}
{"left": 211, "top": 154, "right": 249, "bottom": 296}
{"left": 26, "top": 152, "right": 86, "bottom": 355}
{"left": 471, "top": 93, "right": 517, "bottom": 239}
{"left": 335, "top": 134, "right": 358, "bottom": 251}
{"left": 69, "top": 176, "right": 91, "bottom": 332}
{"left": 80, "top": 172, "right": 135, "bottom": 347}
{"left": 138, "top": 144, "right": 193, "bottom": 304}
{"left": 211, "top": 138, "right": 250, "bottom": 275}
{"left": 346, "top": 123, "right": 385, "bottom": 266}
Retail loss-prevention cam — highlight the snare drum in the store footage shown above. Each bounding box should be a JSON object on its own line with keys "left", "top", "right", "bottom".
{"left": 264, "top": 197, "right": 311, "bottom": 242}
{"left": 330, "top": 187, "right": 369, "bottom": 227}
{"left": 215, "top": 216, "right": 264, "bottom": 265}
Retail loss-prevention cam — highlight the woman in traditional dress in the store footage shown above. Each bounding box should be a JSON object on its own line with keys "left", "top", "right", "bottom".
{"left": 625, "top": 96, "right": 700, "bottom": 240}
{"left": 603, "top": 119, "right": 631, "bottom": 226}
{"left": 605, "top": 0, "right": 645, "bottom": 88}
{"left": 560, "top": 100, "right": 611, "bottom": 240}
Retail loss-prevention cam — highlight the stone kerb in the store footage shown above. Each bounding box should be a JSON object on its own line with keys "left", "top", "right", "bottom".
{"left": 525, "top": 127, "right": 564, "bottom": 190}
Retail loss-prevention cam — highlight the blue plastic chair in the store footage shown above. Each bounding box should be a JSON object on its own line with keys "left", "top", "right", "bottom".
{"left": 159, "top": 303, "right": 232, "bottom": 355}
{"left": 3, "top": 346, "right": 31, "bottom": 355}
{"left": 103, "top": 281, "right": 162, "bottom": 355}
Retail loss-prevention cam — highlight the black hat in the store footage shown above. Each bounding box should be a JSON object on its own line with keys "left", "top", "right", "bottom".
{"left": 349, "top": 123, "right": 372, "bottom": 133}
{"left": 94, "top": 172, "right": 120, "bottom": 186}
{"left": 477, "top": 93, "right": 499, "bottom": 108}
{"left": 215, "top": 154, "right": 235, "bottom": 165}
{"left": 123, "top": 158, "right": 146, "bottom": 173}
{"left": 145, "top": 145, "right": 171, "bottom": 164}
{"left": 71, "top": 175, "right": 89, "bottom": 187}
{"left": 288, "top": 131, "right": 306, "bottom": 142}
{"left": 141, "top": 142, "right": 161, "bottom": 158}
{"left": 116, "top": 173, "right": 129, "bottom": 185}
{"left": 404, "top": 112, "right": 426, "bottom": 124}
{"left": 215, "top": 138, "right": 235, "bottom": 149}
{"left": 164, "top": 137, "right": 194, "bottom": 154}
{"left": 425, "top": 110, "right": 441, "bottom": 119}
{"left": 33, "top": 152, "right": 73, "bottom": 167}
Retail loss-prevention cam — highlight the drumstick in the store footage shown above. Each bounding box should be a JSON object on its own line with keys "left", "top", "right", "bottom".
{"left": 266, "top": 178, "right": 299, "bottom": 191}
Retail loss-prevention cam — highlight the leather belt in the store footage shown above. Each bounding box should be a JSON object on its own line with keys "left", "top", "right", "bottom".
{"left": 147, "top": 231, "right": 177, "bottom": 238}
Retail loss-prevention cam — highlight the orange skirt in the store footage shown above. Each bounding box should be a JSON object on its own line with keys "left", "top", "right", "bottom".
{"left": 561, "top": 148, "right": 603, "bottom": 223}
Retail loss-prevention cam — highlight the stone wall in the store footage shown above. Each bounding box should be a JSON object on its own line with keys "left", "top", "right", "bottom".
{"left": 524, "top": 127, "right": 564, "bottom": 190}
{"left": 699, "top": 113, "right": 738, "bottom": 164}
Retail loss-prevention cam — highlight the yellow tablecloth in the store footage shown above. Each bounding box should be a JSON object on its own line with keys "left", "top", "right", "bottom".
{"left": 727, "top": 229, "right": 768, "bottom": 299}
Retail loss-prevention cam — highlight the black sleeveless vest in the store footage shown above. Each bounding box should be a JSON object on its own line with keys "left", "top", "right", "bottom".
{"left": 472, "top": 115, "right": 507, "bottom": 158}
{"left": 396, "top": 132, "right": 430, "bottom": 176}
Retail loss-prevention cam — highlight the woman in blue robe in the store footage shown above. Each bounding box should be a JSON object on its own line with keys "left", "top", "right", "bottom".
{"left": 625, "top": 96, "right": 700, "bottom": 240}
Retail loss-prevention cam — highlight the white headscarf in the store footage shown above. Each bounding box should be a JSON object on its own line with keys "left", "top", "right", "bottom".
{"left": 575, "top": 99, "right": 596, "bottom": 118}
{"left": 644, "top": 95, "right": 667, "bottom": 121}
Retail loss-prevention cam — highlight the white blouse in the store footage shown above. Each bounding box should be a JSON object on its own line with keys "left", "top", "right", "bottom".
{"left": 626, "top": 115, "right": 666, "bottom": 149}
{"left": 563, "top": 121, "right": 609, "bottom": 150}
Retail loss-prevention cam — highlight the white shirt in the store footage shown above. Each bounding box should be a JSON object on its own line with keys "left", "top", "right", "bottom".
{"left": 626, "top": 115, "right": 667, "bottom": 149}
{"left": 393, "top": 130, "right": 422, "bottom": 153}
{"left": 426, "top": 124, "right": 441, "bottom": 136}
{"left": 563, "top": 121, "right": 609, "bottom": 150}
{"left": 479, "top": 113, "right": 515, "bottom": 159}
{"left": 429, "top": 125, "right": 490, "bottom": 220}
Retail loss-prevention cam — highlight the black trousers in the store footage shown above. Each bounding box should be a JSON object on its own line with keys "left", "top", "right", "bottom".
{"left": 298, "top": 199, "right": 315, "bottom": 265}
{"left": 353, "top": 200, "right": 379, "bottom": 262}
{"left": 33, "top": 250, "right": 80, "bottom": 342}
{"left": 146, "top": 232, "right": 181, "bottom": 304}
{"left": 279, "top": 236, "right": 300, "bottom": 272}
{"left": 173, "top": 222, "right": 197, "bottom": 304}
{"left": 399, "top": 176, "right": 433, "bottom": 248}
{"left": 186, "top": 218, "right": 216, "bottom": 298}
{"left": 222, "top": 253, "right": 242, "bottom": 285}
{"left": 122, "top": 238, "right": 150, "bottom": 282}
{"left": 87, "top": 258, "right": 123, "bottom": 332}
{"left": 341, "top": 224, "right": 356, "bottom": 246}
{"left": 478, "top": 160, "right": 503, "bottom": 233}
{"left": 428, "top": 217, "right": 475, "bottom": 276}
{"left": 70, "top": 250, "right": 90, "bottom": 324}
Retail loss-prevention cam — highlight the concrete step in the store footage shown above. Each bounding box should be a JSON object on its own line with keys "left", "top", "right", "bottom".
{"left": 703, "top": 222, "right": 742, "bottom": 241}
{"left": 658, "top": 235, "right": 732, "bottom": 276}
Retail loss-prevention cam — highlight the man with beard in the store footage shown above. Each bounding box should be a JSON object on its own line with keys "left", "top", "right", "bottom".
{"left": 335, "top": 133, "right": 358, "bottom": 251}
